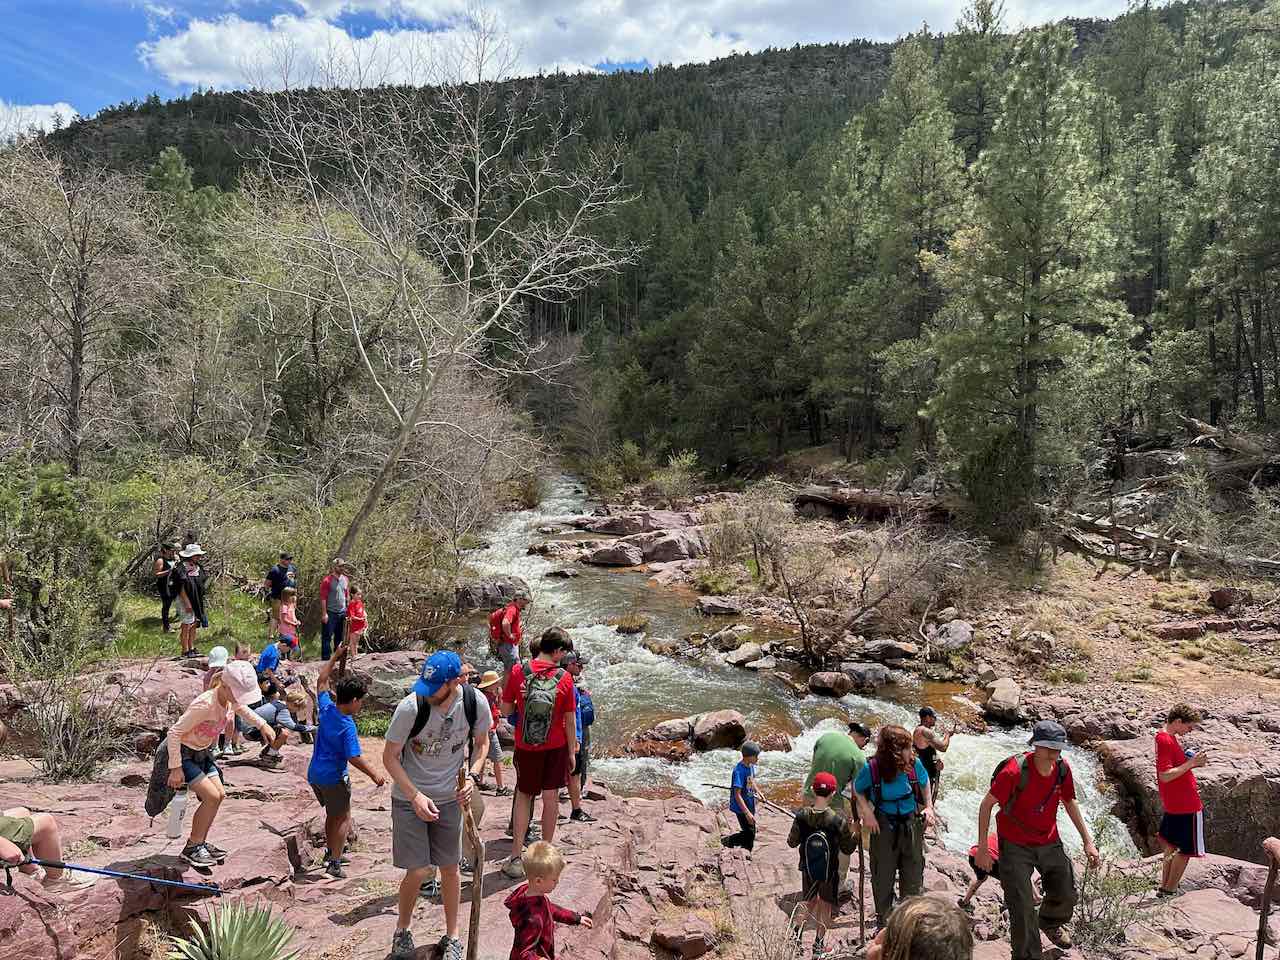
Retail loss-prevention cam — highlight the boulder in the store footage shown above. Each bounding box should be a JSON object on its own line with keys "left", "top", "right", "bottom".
{"left": 862, "top": 639, "right": 919, "bottom": 662}
{"left": 347, "top": 651, "right": 425, "bottom": 710}
{"left": 545, "top": 568, "right": 580, "bottom": 579}
{"left": 585, "top": 510, "right": 699, "bottom": 536}
{"left": 1153, "top": 621, "right": 1205, "bottom": 641}
{"left": 641, "top": 636, "right": 680, "bottom": 657}
{"left": 528, "top": 538, "right": 607, "bottom": 559}
{"left": 808, "top": 672, "right": 854, "bottom": 697}
{"left": 625, "top": 738, "right": 693, "bottom": 762}
{"left": 984, "top": 678, "right": 1022, "bottom": 721}
{"left": 709, "top": 623, "right": 754, "bottom": 652}
{"left": 651, "top": 915, "right": 717, "bottom": 959}
{"left": 754, "top": 730, "right": 792, "bottom": 752}
{"left": 647, "top": 559, "right": 708, "bottom": 586}
{"left": 697, "top": 596, "right": 743, "bottom": 616}
{"left": 585, "top": 542, "right": 645, "bottom": 567}
{"left": 725, "top": 642, "right": 764, "bottom": 667}
{"left": 976, "top": 663, "right": 999, "bottom": 688}
{"left": 454, "top": 576, "right": 531, "bottom": 611}
{"left": 743, "top": 656, "right": 778, "bottom": 671}
{"left": 932, "top": 619, "right": 975, "bottom": 652}
{"left": 839, "top": 661, "right": 892, "bottom": 690}
{"left": 692, "top": 710, "right": 747, "bottom": 751}
{"left": 649, "top": 717, "right": 696, "bottom": 741}
{"left": 1209, "top": 586, "right": 1253, "bottom": 611}
{"left": 1016, "top": 630, "right": 1056, "bottom": 664}
{"left": 637, "top": 528, "right": 707, "bottom": 563}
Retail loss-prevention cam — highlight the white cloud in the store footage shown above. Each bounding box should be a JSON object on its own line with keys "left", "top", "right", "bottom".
{"left": 0, "top": 100, "right": 79, "bottom": 139}
{"left": 137, "top": 0, "right": 1134, "bottom": 92}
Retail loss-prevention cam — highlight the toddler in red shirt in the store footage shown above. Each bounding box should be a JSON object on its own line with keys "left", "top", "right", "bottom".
{"left": 505, "top": 841, "right": 592, "bottom": 960}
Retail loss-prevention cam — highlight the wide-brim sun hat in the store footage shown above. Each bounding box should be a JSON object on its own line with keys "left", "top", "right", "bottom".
{"left": 1029, "top": 719, "right": 1069, "bottom": 750}
{"left": 180, "top": 543, "right": 206, "bottom": 558}
{"left": 221, "top": 661, "right": 261, "bottom": 704}
{"left": 476, "top": 670, "right": 501, "bottom": 690}
{"left": 206, "top": 646, "right": 229, "bottom": 669}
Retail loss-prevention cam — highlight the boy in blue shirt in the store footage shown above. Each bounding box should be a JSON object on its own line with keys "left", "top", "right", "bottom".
{"left": 722, "top": 741, "right": 761, "bottom": 851}
{"left": 302, "top": 643, "right": 386, "bottom": 879}
{"left": 256, "top": 636, "right": 288, "bottom": 687}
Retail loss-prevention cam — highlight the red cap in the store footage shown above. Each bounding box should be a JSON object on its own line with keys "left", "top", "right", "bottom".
{"left": 812, "top": 772, "right": 838, "bottom": 797}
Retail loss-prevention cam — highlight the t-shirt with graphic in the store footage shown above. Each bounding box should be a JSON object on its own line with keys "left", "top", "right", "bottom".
{"left": 1155, "top": 730, "right": 1202, "bottom": 814}
{"left": 729, "top": 760, "right": 756, "bottom": 814}
{"left": 386, "top": 689, "right": 492, "bottom": 804}
{"left": 308, "top": 691, "right": 361, "bottom": 786}
{"left": 501, "top": 659, "right": 576, "bottom": 752}
{"left": 855, "top": 757, "right": 930, "bottom": 817}
{"left": 991, "top": 753, "right": 1076, "bottom": 847}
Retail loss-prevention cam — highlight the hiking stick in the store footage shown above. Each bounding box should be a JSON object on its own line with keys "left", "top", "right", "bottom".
{"left": 22, "top": 857, "right": 223, "bottom": 895}
{"left": 459, "top": 769, "right": 485, "bottom": 960}
{"left": 697, "top": 783, "right": 790, "bottom": 818}
{"left": 857, "top": 837, "right": 866, "bottom": 947}
{"left": 1258, "top": 850, "right": 1277, "bottom": 960}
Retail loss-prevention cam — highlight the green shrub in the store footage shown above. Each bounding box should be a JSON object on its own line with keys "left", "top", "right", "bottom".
{"left": 169, "top": 902, "right": 298, "bottom": 960}
{"left": 694, "top": 568, "right": 738, "bottom": 596}
{"left": 355, "top": 712, "right": 392, "bottom": 738}
{"left": 609, "top": 612, "right": 650, "bottom": 634}
{"left": 651, "top": 450, "right": 700, "bottom": 501}
{"left": 615, "top": 440, "right": 655, "bottom": 484}
{"left": 582, "top": 454, "right": 624, "bottom": 499}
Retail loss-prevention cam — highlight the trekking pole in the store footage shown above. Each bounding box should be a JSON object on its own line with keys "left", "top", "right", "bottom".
{"left": 697, "top": 783, "right": 790, "bottom": 818}
{"left": 23, "top": 857, "right": 223, "bottom": 895}
{"left": 857, "top": 832, "right": 866, "bottom": 947}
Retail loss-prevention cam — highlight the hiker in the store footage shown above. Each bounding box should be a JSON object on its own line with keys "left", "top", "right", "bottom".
{"left": 0, "top": 807, "right": 94, "bottom": 892}
{"left": 347, "top": 584, "right": 368, "bottom": 657}
{"left": 505, "top": 840, "right": 593, "bottom": 960}
{"left": 913, "top": 707, "right": 955, "bottom": 803}
{"left": 563, "top": 651, "right": 595, "bottom": 823}
{"left": 302, "top": 644, "right": 386, "bottom": 879}
{"left": 1155, "top": 703, "right": 1207, "bottom": 896}
{"left": 171, "top": 543, "right": 208, "bottom": 658}
{"left": 319, "top": 558, "right": 350, "bottom": 661}
{"left": 490, "top": 594, "right": 530, "bottom": 685}
{"left": 500, "top": 627, "right": 578, "bottom": 879}
{"left": 958, "top": 828, "right": 1042, "bottom": 910}
{"left": 146, "top": 660, "right": 288, "bottom": 867}
{"left": 722, "top": 741, "right": 761, "bottom": 851}
{"left": 975, "top": 720, "right": 1101, "bottom": 960}
{"left": 866, "top": 895, "right": 974, "bottom": 960}
{"left": 382, "top": 651, "right": 492, "bottom": 960}
{"left": 153, "top": 542, "right": 178, "bottom": 633}
{"left": 787, "top": 771, "right": 859, "bottom": 956}
{"left": 804, "top": 719, "right": 870, "bottom": 891}
{"left": 263, "top": 551, "right": 294, "bottom": 640}
{"left": 202, "top": 645, "right": 229, "bottom": 691}
{"left": 853, "top": 724, "right": 935, "bottom": 929}
{"left": 246, "top": 685, "right": 314, "bottom": 768}
{"left": 1266, "top": 837, "right": 1280, "bottom": 862}
{"left": 475, "top": 670, "right": 510, "bottom": 795}
{"left": 255, "top": 634, "right": 289, "bottom": 688}
{"left": 279, "top": 586, "right": 302, "bottom": 661}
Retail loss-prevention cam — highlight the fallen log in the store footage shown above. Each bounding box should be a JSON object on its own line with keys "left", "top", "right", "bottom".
{"left": 1182, "top": 417, "right": 1273, "bottom": 459}
{"left": 1054, "top": 510, "right": 1280, "bottom": 576}
{"left": 792, "top": 485, "right": 955, "bottom": 523}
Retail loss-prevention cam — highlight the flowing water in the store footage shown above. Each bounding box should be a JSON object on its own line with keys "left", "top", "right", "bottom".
{"left": 460, "top": 476, "right": 1133, "bottom": 856}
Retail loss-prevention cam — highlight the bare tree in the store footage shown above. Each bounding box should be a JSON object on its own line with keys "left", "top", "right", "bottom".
{"left": 239, "top": 15, "right": 633, "bottom": 560}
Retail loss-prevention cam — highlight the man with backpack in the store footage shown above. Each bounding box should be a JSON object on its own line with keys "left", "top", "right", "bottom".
{"left": 788, "top": 772, "right": 859, "bottom": 957}
{"left": 563, "top": 652, "right": 596, "bottom": 823}
{"left": 489, "top": 594, "right": 530, "bottom": 686}
{"left": 500, "top": 627, "right": 578, "bottom": 880}
{"left": 382, "top": 651, "right": 493, "bottom": 960}
{"left": 974, "top": 720, "right": 1101, "bottom": 960}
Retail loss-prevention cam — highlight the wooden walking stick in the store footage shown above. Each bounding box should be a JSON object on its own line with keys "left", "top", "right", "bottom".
{"left": 1258, "top": 847, "right": 1278, "bottom": 960}
{"left": 458, "top": 768, "right": 485, "bottom": 960}
{"left": 857, "top": 829, "right": 867, "bottom": 947}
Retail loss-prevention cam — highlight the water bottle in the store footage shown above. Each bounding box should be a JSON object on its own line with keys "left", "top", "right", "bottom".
{"left": 165, "top": 790, "right": 187, "bottom": 839}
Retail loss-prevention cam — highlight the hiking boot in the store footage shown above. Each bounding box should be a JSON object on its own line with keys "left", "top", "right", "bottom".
{"left": 569, "top": 808, "right": 596, "bottom": 823}
{"left": 527, "top": 823, "right": 542, "bottom": 841}
{"left": 420, "top": 878, "right": 441, "bottom": 899}
{"left": 323, "top": 850, "right": 351, "bottom": 866}
{"left": 203, "top": 842, "right": 228, "bottom": 863}
{"left": 439, "top": 935, "right": 464, "bottom": 960}
{"left": 1040, "top": 924, "right": 1073, "bottom": 950}
{"left": 325, "top": 859, "right": 347, "bottom": 879}
{"left": 502, "top": 857, "right": 526, "bottom": 880}
{"left": 390, "top": 928, "right": 415, "bottom": 960}
{"left": 181, "top": 843, "right": 217, "bottom": 868}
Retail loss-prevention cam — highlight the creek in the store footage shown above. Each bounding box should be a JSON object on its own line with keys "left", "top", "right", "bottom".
{"left": 462, "top": 476, "right": 1133, "bottom": 857}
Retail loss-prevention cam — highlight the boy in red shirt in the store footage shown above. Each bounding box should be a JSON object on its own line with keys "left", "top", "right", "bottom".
{"left": 975, "top": 720, "right": 1100, "bottom": 960}
{"left": 1155, "top": 702, "right": 1207, "bottom": 896}
{"left": 504, "top": 841, "right": 592, "bottom": 960}
{"left": 500, "top": 627, "right": 577, "bottom": 880}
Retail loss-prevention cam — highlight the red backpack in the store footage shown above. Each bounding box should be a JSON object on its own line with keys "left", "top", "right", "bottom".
{"left": 488, "top": 605, "right": 507, "bottom": 642}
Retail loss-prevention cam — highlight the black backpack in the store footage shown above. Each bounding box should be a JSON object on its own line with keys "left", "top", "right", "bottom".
{"left": 402, "top": 684, "right": 480, "bottom": 763}
{"left": 802, "top": 827, "right": 832, "bottom": 893}
{"left": 991, "top": 754, "right": 1070, "bottom": 825}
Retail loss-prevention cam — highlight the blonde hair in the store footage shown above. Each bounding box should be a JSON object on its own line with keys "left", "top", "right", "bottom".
{"left": 521, "top": 841, "right": 565, "bottom": 880}
{"left": 285, "top": 689, "right": 307, "bottom": 711}
{"left": 882, "top": 896, "right": 973, "bottom": 960}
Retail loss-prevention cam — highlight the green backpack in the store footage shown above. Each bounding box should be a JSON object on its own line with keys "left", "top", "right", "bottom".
{"left": 519, "top": 661, "right": 565, "bottom": 746}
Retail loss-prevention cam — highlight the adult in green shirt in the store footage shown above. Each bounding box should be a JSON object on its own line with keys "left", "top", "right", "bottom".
{"left": 804, "top": 720, "right": 871, "bottom": 892}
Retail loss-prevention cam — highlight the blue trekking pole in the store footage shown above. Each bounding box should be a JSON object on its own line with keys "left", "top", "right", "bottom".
{"left": 7, "top": 857, "right": 223, "bottom": 896}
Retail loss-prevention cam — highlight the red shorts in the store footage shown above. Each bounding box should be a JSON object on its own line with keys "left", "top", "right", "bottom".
{"left": 514, "top": 745, "right": 569, "bottom": 795}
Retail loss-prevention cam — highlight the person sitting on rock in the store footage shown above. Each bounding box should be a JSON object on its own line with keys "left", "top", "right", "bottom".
{"left": 0, "top": 806, "right": 94, "bottom": 892}
{"left": 1155, "top": 702, "right": 1207, "bottom": 897}
{"left": 504, "top": 841, "right": 593, "bottom": 960}
{"left": 788, "top": 771, "right": 859, "bottom": 957}
{"left": 866, "top": 894, "right": 973, "bottom": 960}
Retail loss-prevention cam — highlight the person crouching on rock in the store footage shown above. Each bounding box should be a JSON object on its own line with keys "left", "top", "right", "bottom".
{"left": 958, "top": 828, "right": 1042, "bottom": 911}
{"left": 505, "top": 841, "right": 593, "bottom": 960}
{"left": 0, "top": 807, "right": 95, "bottom": 893}
{"left": 866, "top": 895, "right": 974, "bottom": 960}
{"left": 146, "top": 660, "right": 287, "bottom": 868}
{"left": 787, "top": 771, "right": 858, "bottom": 957}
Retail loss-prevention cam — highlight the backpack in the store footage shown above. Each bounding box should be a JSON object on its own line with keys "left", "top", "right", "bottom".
{"left": 518, "top": 660, "right": 566, "bottom": 747}
{"left": 991, "top": 754, "right": 1070, "bottom": 825}
{"left": 402, "top": 684, "right": 481, "bottom": 763}
{"left": 867, "top": 756, "right": 927, "bottom": 813}
{"left": 802, "top": 825, "right": 832, "bottom": 892}
{"left": 488, "top": 606, "right": 506, "bottom": 643}
{"left": 578, "top": 687, "right": 595, "bottom": 728}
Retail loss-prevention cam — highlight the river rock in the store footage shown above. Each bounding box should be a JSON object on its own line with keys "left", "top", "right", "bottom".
{"left": 453, "top": 576, "right": 531, "bottom": 611}
{"left": 1209, "top": 586, "right": 1253, "bottom": 611}
{"left": 862, "top": 638, "right": 919, "bottom": 662}
{"left": 984, "top": 678, "right": 1022, "bottom": 721}
{"left": 626, "top": 738, "right": 694, "bottom": 761}
{"left": 651, "top": 915, "right": 716, "bottom": 959}
{"left": 528, "top": 538, "right": 607, "bottom": 559}
{"left": 585, "top": 542, "right": 645, "bottom": 567}
{"left": 1153, "top": 621, "right": 1205, "bottom": 641}
{"left": 584, "top": 510, "right": 699, "bottom": 536}
{"left": 931, "top": 619, "right": 975, "bottom": 652}
{"left": 697, "top": 596, "right": 743, "bottom": 616}
{"left": 649, "top": 717, "right": 696, "bottom": 741}
{"left": 635, "top": 528, "right": 707, "bottom": 563}
{"left": 1016, "top": 629, "right": 1055, "bottom": 664}
{"left": 647, "top": 559, "right": 708, "bottom": 586}
{"left": 710, "top": 623, "right": 753, "bottom": 651}
{"left": 839, "top": 661, "right": 892, "bottom": 690}
{"left": 725, "top": 642, "right": 764, "bottom": 666}
{"left": 692, "top": 710, "right": 747, "bottom": 751}
{"left": 808, "top": 672, "right": 854, "bottom": 697}
{"left": 642, "top": 636, "right": 681, "bottom": 657}
{"left": 744, "top": 656, "right": 777, "bottom": 671}
{"left": 976, "top": 662, "right": 998, "bottom": 688}
{"left": 545, "top": 568, "right": 580, "bottom": 579}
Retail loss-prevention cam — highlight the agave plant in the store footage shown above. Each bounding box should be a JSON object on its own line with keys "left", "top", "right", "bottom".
{"left": 168, "top": 902, "right": 299, "bottom": 960}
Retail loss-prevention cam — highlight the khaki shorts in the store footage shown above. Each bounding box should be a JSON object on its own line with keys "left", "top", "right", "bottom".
{"left": 0, "top": 815, "right": 34, "bottom": 857}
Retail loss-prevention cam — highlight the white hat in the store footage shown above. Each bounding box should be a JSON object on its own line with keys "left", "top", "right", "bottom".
{"left": 206, "top": 646, "right": 229, "bottom": 669}
{"left": 221, "top": 661, "right": 261, "bottom": 705}
{"left": 180, "top": 543, "right": 206, "bottom": 559}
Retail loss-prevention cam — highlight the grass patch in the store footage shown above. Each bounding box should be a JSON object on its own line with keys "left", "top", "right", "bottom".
{"left": 609, "top": 611, "right": 650, "bottom": 635}
{"left": 694, "top": 568, "right": 737, "bottom": 596}
{"left": 113, "top": 587, "right": 276, "bottom": 662}
{"left": 1178, "top": 641, "right": 1207, "bottom": 661}
{"left": 63, "top": 837, "right": 105, "bottom": 861}
{"left": 355, "top": 712, "right": 392, "bottom": 738}
{"left": 1046, "top": 667, "right": 1089, "bottom": 685}
{"left": 1116, "top": 658, "right": 1154, "bottom": 682}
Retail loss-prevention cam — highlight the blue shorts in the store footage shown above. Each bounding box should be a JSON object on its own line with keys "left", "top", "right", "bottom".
{"left": 180, "top": 746, "right": 221, "bottom": 787}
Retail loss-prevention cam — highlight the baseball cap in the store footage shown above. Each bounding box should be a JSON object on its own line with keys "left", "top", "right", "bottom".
{"left": 221, "top": 661, "right": 261, "bottom": 705}
{"left": 848, "top": 721, "right": 871, "bottom": 739}
{"left": 919, "top": 706, "right": 937, "bottom": 719}
{"left": 414, "top": 651, "right": 463, "bottom": 698}
{"left": 1029, "top": 719, "right": 1068, "bottom": 751}
{"left": 812, "top": 772, "right": 838, "bottom": 797}
{"left": 280, "top": 551, "right": 293, "bottom": 560}
{"left": 206, "top": 645, "right": 229, "bottom": 669}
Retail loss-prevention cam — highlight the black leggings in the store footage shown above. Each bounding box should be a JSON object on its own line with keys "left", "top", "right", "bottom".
{"left": 157, "top": 579, "right": 175, "bottom": 630}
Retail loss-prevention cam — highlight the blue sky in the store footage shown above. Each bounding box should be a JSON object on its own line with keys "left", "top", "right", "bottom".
{"left": 1, "top": 0, "right": 1133, "bottom": 131}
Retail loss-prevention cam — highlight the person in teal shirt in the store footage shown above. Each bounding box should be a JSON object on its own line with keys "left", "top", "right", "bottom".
{"left": 854, "top": 724, "right": 936, "bottom": 929}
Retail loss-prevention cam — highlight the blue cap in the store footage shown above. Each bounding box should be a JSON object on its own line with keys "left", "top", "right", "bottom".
{"left": 413, "top": 651, "right": 462, "bottom": 698}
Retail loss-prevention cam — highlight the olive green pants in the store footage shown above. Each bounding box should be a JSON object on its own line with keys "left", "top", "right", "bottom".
{"left": 868, "top": 811, "right": 924, "bottom": 925}
{"left": 999, "top": 838, "right": 1077, "bottom": 960}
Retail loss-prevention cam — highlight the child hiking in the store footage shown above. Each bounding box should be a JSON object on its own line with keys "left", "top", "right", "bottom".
{"left": 722, "top": 741, "right": 761, "bottom": 851}
{"left": 787, "top": 771, "right": 859, "bottom": 956}
{"left": 505, "top": 841, "right": 593, "bottom": 960}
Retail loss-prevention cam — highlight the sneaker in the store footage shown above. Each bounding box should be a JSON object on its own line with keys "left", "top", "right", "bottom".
{"left": 1156, "top": 887, "right": 1177, "bottom": 899}
{"left": 325, "top": 859, "right": 347, "bottom": 879}
{"left": 459, "top": 856, "right": 473, "bottom": 875}
{"left": 390, "top": 928, "right": 415, "bottom": 960}
{"left": 494, "top": 786, "right": 512, "bottom": 797}
{"left": 203, "top": 843, "right": 228, "bottom": 863}
{"left": 502, "top": 857, "right": 526, "bottom": 880}
{"left": 1040, "top": 924, "right": 1073, "bottom": 950}
{"left": 226, "top": 743, "right": 245, "bottom": 756}
{"left": 323, "top": 850, "right": 351, "bottom": 866}
{"left": 439, "top": 936, "right": 464, "bottom": 960}
{"left": 209, "top": 746, "right": 223, "bottom": 760}
{"left": 181, "top": 843, "right": 217, "bottom": 868}
{"left": 42, "top": 871, "right": 97, "bottom": 892}
{"left": 420, "top": 878, "right": 441, "bottom": 899}
{"left": 259, "top": 750, "right": 283, "bottom": 769}
{"left": 811, "top": 936, "right": 827, "bottom": 958}
{"left": 527, "top": 823, "right": 542, "bottom": 841}
{"left": 569, "top": 809, "right": 596, "bottom": 823}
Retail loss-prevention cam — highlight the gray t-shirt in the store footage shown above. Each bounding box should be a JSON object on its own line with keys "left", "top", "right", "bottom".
{"left": 386, "top": 688, "right": 492, "bottom": 804}
{"left": 326, "top": 574, "right": 349, "bottom": 612}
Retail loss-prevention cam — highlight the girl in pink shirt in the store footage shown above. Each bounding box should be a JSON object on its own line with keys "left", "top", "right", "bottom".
{"left": 279, "top": 587, "right": 302, "bottom": 661}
